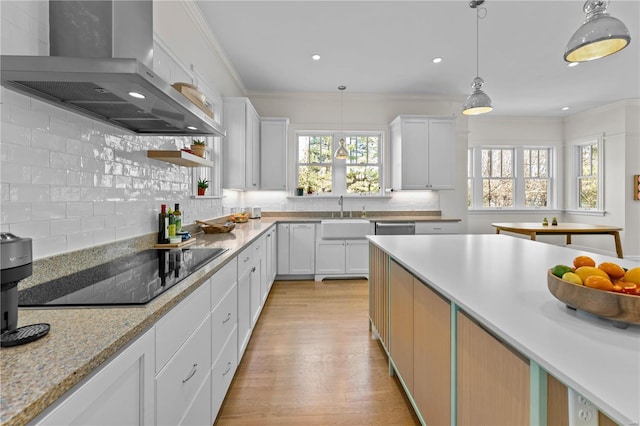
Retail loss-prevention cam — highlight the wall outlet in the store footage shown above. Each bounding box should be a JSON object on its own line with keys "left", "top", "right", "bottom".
{"left": 568, "top": 388, "right": 599, "bottom": 426}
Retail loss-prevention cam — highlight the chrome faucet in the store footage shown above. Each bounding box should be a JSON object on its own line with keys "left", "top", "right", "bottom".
{"left": 338, "top": 195, "right": 344, "bottom": 218}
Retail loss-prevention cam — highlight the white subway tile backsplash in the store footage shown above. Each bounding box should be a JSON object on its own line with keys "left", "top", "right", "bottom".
{"left": 31, "top": 202, "right": 66, "bottom": 221}
{"left": 50, "top": 218, "right": 81, "bottom": 236}
{"left": 32, "top": 236, "right": 68, "bottom": 259}
{"left": 32, "top": 129, "right": 66, "bottom": 152}
{"left": 0, "top": 120, "right": 31, "bottom": 146}
{"left": 93, "top": 228, "right": 116, "bottom": 246}
{"left": 9, "top": 183, "right": 49, "bottom": 202}
{"left": 81, "top": 216, "right": 105, "bottom": 232}
{"left": 9, "top": 104, "right": 49, "bottom": 131}
{"left": 11, "top": 220, "right": 50, "bottom": 239}
{"left": 66, "top": 202, "right": 94, "bottom": 218}
{"left": 65, "top": 170, "right": 94, "bottom": 187}
{"left": 1, "top": 163, "right": 30, "bottom": 184}
{"left": 50, "top": 116, "right": 83, "bottom": 140}
{"left": 31, "top": 166, "right": 67, "bottom": 185}
{"left": 1, "top": 143, "right": 49, "bottom": 166}
{"left": 50, "top": 186, "right": 82, "bottom": 202}
{"left": 66, "top": 231, "right": 95, "bottom": 252}
{"left": 65, "top": 138, "right": 84, "bottom": 156}
{"left": 1, "top": 202, "right": 31, "bottom": 223}
{"left": 94, "top": 201, "right": 116, "bottom": 216}
{"left": 50, "top": 151, "right": 81, "bottom": 170}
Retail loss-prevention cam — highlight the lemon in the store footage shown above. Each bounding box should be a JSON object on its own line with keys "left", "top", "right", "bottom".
{"left": 623, "top": 267, "right": 640, "bottom": 285}
{"left": 562, "top": 272, "right": 583, "bottom": 285}
{"left": 575, "top": 266, "right": 609, "bottom": 283}
{"left": 551, "top": 264, "right": 574, "bottom": 278}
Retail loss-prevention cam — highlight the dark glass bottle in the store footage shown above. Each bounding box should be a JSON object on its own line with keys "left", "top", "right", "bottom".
{"left": 158, "top": 204, "right": 169, "bottom": 243}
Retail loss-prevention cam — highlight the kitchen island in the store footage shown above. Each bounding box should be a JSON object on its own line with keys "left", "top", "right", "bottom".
{"left": 368, "top": 234, "right": 639, "bottom": 425}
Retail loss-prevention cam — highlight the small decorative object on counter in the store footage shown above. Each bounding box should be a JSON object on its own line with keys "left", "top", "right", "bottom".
{"left": 296, "top": 187, "right": 304, "bottom": 196}
{"left": 158, "top": 204, "right": 169, "bottom": 243}
{"left": 361, "top": 206, "right": 367, "bottom": 218}
{"left": 552, "top": 217, "right": 558, "bottom": 226}
{"left": 197, "top": 177, "right": 209, "bottom": 196}
{"left": 542, "top": 217, "right": 549, "bottom": 226}
{"left": 190, "top": 139, "right": 206, "bottom": 158}
{"left": 174, "top": 203, "right": 182, "bottom": 232}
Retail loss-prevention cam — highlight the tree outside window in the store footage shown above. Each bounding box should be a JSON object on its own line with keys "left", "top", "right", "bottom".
{"left": 524, "top": 148, "right": 550, "bottom": 207}
{"left": 481, "top": 148, "right": 514, "bottom": 207}
{"left": 578, "top": 143, "right": 598, "bottom": 209}
{"left": 296, "top": 132, "right": 381, "bottom": 195}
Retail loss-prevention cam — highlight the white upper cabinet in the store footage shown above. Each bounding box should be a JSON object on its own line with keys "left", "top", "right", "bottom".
{"left": 260, "top": 118, "right": 289, "bottom": 190}
{"left": 223, "top": 98, "right": 260, "bottom": 190}
{"left": 390, "top": 115, "right": 456, "bottom": 190}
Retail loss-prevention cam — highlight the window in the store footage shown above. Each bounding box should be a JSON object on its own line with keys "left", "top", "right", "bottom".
{"left": 469, "top": 146, "right": 553, "bottom": 209}
{"left": 296, "top": 132, "right": 381, "bottom": 195}
{"left": 568, "top": 136, "right": 603, "bottom": 212}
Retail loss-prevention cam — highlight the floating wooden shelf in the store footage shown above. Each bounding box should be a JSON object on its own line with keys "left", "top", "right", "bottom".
{"left": 147, "top": 150, "right": 213, "bottom": 167}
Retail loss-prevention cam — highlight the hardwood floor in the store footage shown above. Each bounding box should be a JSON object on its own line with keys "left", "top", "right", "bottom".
{"left": 215, "top": 279, "right": 419, "bottom": 425}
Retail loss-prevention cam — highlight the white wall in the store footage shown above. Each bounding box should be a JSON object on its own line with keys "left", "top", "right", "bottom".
{"left": 0, "top": 1, "right": 234, "bottom": 259}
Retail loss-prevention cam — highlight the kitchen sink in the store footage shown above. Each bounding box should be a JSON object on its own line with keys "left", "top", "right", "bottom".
{"left": 320, "top": 219, "right": 371, "bottom": 239}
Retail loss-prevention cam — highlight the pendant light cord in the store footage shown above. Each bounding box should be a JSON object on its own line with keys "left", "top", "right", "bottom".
{"left": 476, "top": 7, "right": 479, "bottom": 78}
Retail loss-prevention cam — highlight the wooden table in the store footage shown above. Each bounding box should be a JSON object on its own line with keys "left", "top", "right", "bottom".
{"left": 491, "top": 222, "right": 624, "bottom": 258}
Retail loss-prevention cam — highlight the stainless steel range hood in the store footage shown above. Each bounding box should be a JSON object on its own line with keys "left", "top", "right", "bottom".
{"left": 1, "top": 1, "right": 225, "bottom": 137}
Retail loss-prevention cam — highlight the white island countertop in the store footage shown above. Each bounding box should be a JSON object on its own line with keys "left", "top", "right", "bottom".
{"left": 368, "top": 234, "right": 639, "bottom": 425}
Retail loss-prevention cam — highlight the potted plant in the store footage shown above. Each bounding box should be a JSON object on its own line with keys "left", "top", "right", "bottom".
{"left": 190, "top": 139, "right": 206, "bottom": 158}
{"left": 197, "top": 177, "right": 209, "bottom": 196}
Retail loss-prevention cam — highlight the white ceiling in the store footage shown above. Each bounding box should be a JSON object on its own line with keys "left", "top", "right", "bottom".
{"left": 195, "top": 0, "right": 640, "bottom": 118}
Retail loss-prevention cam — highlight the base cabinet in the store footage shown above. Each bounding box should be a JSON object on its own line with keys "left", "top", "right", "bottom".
{"left": 277, "top": 223, "right": 316, "bottom": 276}
{"left": 315, "top": 239, "right": 368, "bottom": 279}
{"left": 390, "top": 260, "right": 414, "bottom": 393}
{"left": 34, "top": 327, "right": 155, "bottom": 426}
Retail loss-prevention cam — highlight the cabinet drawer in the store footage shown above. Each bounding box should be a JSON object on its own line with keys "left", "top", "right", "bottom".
{"left": 156, "top": 315, "right": 212, "bottom": 426}
{"left": 212, "top": 328, "right": 238, "bottom": 418}
{"left": 179, "top": 372, "right": 212, "bottom": 426}
{"left": 212, "top": 282, "right": 238, "bottom": 362}
{"left": 415, "top": 221, "right": 459, "bottom": 234}
{"left": 212, "top": 258, "right": 238, "bottom": 310}
{"left": 156, "top": 281, "right": 211, "bottom": 372}
{"left": 238, "top": 242, "right": 254, "bottom": 276}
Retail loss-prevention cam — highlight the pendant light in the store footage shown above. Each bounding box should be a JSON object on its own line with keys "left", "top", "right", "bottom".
{"left": 334, "top": 85, "right": 349, "bottom": 159}
{"left": 564, "top": 0, "right": 631, "bottom": 63}
{"left": 463, "top": 0, "right": 493, "bottom": 116}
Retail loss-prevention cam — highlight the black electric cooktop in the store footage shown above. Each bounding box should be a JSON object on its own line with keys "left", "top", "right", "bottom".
{"left": 18, "top": 247, "right": 227, "bottom": 307}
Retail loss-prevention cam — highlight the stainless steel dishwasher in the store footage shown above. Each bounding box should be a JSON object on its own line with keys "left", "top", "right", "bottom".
{"left": 374, "top": 222, "right": 416, "bottom": 235}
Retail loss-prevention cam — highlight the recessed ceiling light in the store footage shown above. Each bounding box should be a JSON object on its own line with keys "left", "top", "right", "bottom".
{"left": 187, "top": 126, "right": 197, "bottom": 130}
{"left": 432, "top": 57, "right": 443, "bottom": 64}
{"left": 568, "top": 62, "right": 579, "bottom": 67}
{"left": 312, "top": 54, "right": 321, "bottom": 61}
{"left": 128, "top": 91, "right": 145, "bottom": 99}
{"left": 562, "top": 106, "right": 570, "bottom": 111}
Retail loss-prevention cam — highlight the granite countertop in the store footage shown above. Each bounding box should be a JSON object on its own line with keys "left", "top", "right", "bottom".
{"left": 0, "top": 212, "right": 460, "bottom": 425}
{"left": 0, "top": 220, "right": 273, "bottom": 426}
{"left": 368, "top": 234, "right": 640, "bottom": 425}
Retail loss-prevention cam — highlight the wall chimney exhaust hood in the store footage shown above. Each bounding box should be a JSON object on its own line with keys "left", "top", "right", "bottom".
{"left": 0, "top": 1, "right": 225, "bottom": 137}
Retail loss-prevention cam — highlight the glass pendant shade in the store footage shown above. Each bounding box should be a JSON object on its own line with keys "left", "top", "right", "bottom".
{"left": 463, "top": 77, "right": 493, "bottom": 115}
{"left": 334, "top": 138, "right": 349, "bottom": 159}
{"left": 564, "top": 0, "right": 631, "bottom": 62}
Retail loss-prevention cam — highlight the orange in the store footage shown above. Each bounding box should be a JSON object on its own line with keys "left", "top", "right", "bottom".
{"left": 573, "top": 255, "right": 596, "bottom": 268}
{"left": 597, "top": 262, "right": 625, "bottom": 279}
{"left": 575, "top": 266, "right": 609, "bottom": 283}
{"left": 584, "top": 275, "right": 614, "bottom": 291}
{"left": 623, "top": 267, "right": 640, "bottom": 285}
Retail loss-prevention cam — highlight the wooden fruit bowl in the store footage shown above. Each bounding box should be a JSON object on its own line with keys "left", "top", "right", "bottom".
{"left": 196, "top": 220, "right": 235, "bottom": 234}
{"left": 547, "top": 270, "right": 640, "bottom": 328}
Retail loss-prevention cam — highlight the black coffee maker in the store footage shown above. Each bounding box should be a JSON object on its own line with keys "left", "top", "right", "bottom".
{"left": 1, "top": 233, "right": 49, "bottom": 347}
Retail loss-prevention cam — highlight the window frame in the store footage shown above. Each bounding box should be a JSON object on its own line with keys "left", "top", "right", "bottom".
{"left": 295, "top": 130, "right": 383, "bottom": 196}
{"left": 567, "top": 135, "right": 604, "bottom": 213}
{"left": 469, "top": 145, "right": 555, "bottom": 210}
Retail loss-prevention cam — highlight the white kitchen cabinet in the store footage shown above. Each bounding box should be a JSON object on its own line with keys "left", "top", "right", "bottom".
{"left": 415, "top": 221, "right": 460, "bottom": 234}
{"left": 390, "top": 115, "right": 455, "bottom": 190}
{"left": 251, "top": 237, "right": 264, "bottom": 327}
{"left": 155, "top": 314, "right": 212, "bottom": 426}
{"left": 277, "top": 223, "right": 316, "bottom": 276}
{"left": 35, "top": 327, "right": 155, "bottom": 426}
{"left": 223, "top": 97, "right": 260, "bottom": 190}
{"left": 265, "top": 225, "right": 277, "bottom": 291}
{"left": 260, "top": 118, "right": 289, "bottom": 190}
{"left": 314, "top": 239, "right": 369, "bottom": 280}
{"left": 211, "top": 328, "right": 238, "bottom": 420}
{"left": 237, "top": 245, "right": 253, "bottom": 358}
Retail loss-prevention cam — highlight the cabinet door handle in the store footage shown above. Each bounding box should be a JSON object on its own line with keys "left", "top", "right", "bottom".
{"left": 251, "top": 266, "right": 256, "bottom": 273}
{"left": 222, "top": 362, "right": 232, "bottom": 376}
{"left": 243, "top": 256, "right": 250, "bottom": 263}
{"left": 182, "top": 363, "right": 198, "bottom": 383}
{"left": 222, "top": 313, "right": 232, "bottom": 324}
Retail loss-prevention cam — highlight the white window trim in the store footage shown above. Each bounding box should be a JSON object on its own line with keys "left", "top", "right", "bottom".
{"left": 295, "top": 130, "right": 384, "bottom": 196}
{"left": 469, "top": 145, "right": 555, "bottom": 210}
{"left": 566, "top": 134, "right": 604, "bottom": 214}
